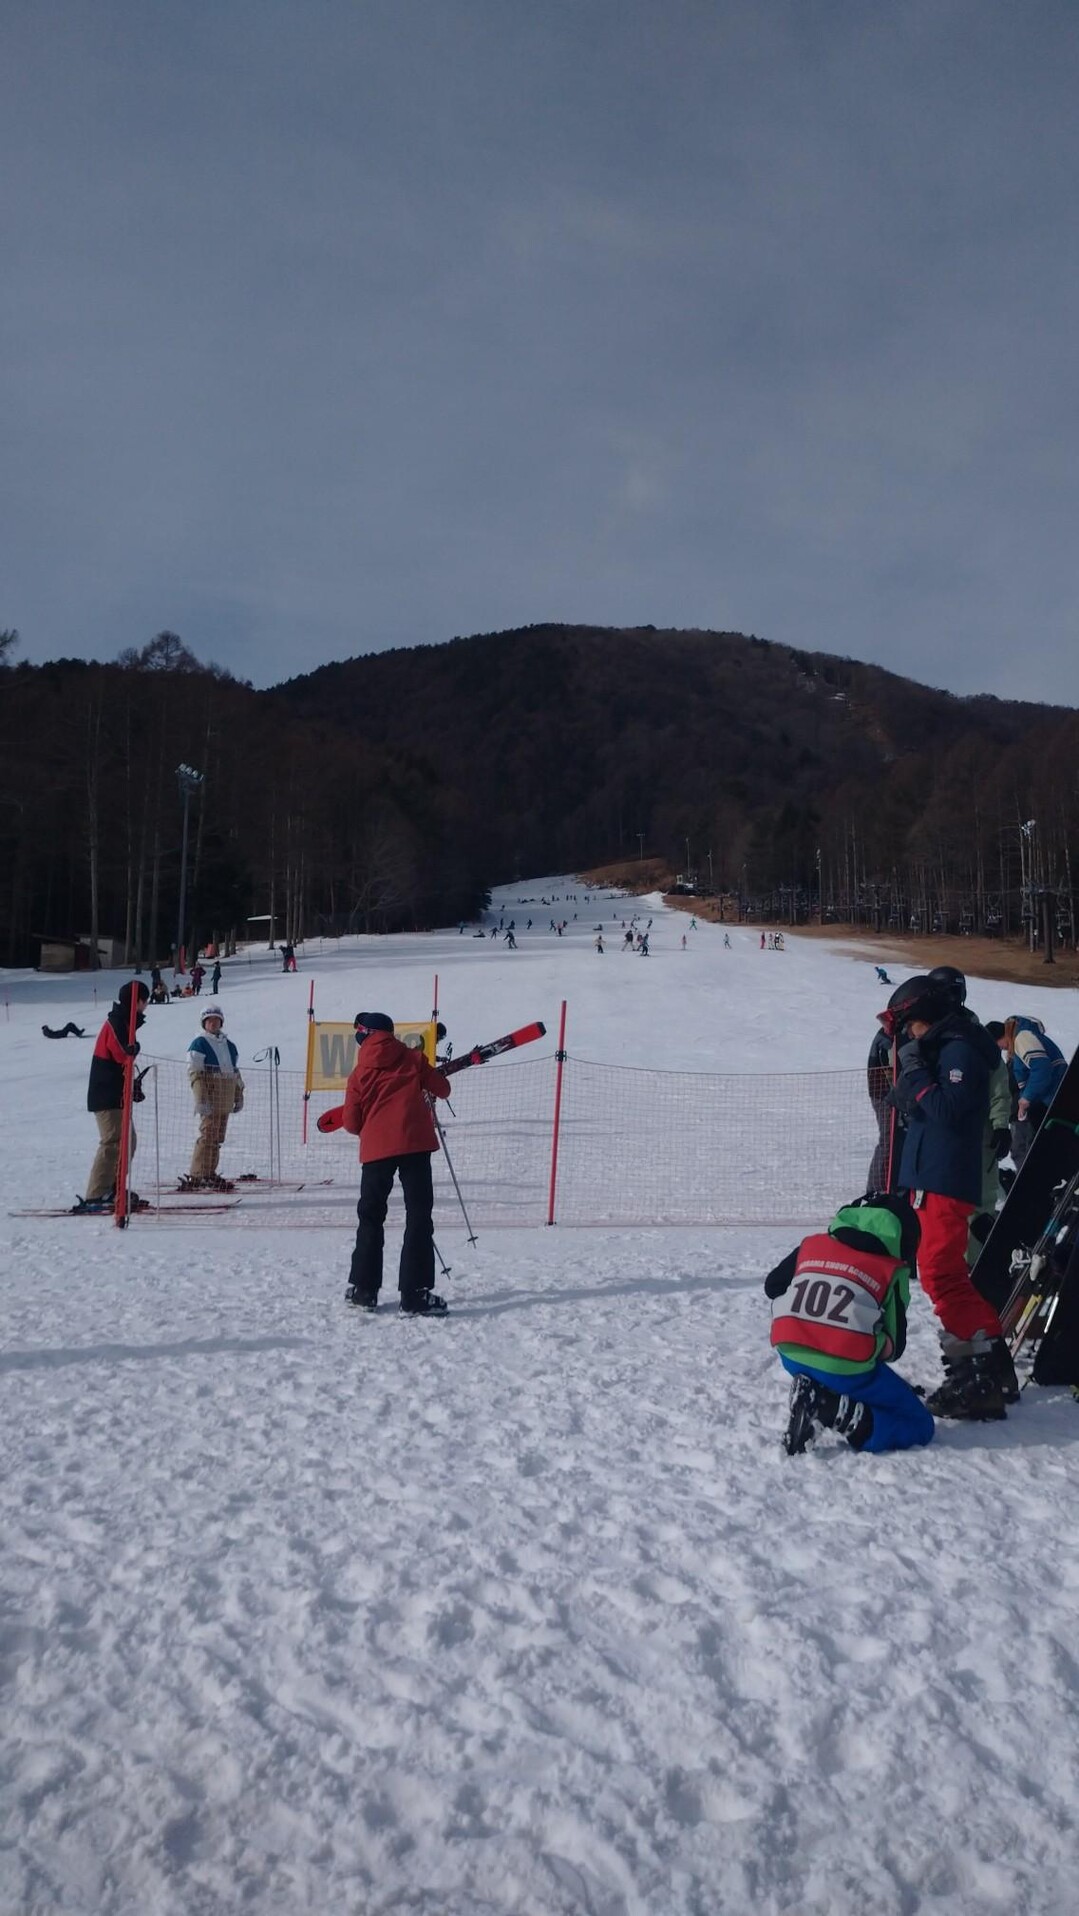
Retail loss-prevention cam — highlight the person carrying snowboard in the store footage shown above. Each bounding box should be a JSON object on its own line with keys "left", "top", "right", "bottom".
{"left": 766, "top": 1194, "right": 935, "bottom": 1455}
{"left": 342, "top": 1013, "right": 452, "bottom": 1315}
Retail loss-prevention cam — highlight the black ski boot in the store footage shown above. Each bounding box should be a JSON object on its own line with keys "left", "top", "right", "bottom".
{"left": 782, "top": 1376, "right": 873, "bottom": 1455}
{"left": 400, "top": 1291, "right": 448, "bottom": 1317}
{"left": 925, "top": 1343, "right": 1007, "bottom": 1420}
{"left": 346, "top": 1286, "right": 379, "bottom": 1311}
{"left": 71, "top": 1192, "right": 114, "bottom": 1214}
{"left": 988, "top": 1337, "right": 1020, "bottom": 1405}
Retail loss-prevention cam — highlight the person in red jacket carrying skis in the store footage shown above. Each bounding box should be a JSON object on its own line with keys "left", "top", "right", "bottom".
{"left": 342, "top": 1012, "right": 453, "bottom": 1315}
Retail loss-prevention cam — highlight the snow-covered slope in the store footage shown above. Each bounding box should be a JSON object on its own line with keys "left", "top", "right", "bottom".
{"left": 3, "top": 885, "right": 1078, "bottom": 1915}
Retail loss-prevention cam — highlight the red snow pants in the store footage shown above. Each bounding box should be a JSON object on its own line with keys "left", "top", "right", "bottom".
{"left": 914, "top": 1191, "right": 1003, "bottom": 1342}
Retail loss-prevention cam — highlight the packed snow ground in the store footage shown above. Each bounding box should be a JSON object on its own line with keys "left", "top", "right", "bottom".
{"left": 3, "top": 884, "right": 1079, "bottom": 1916}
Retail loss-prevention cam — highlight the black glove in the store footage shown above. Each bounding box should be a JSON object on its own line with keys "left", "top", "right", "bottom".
{"left": 991, "top": 1127, "right": 1012, "bottom": 1160}
{"left": 124, "top": 1042, "right": 138, "bottom": 1058}
{"left": 763, "top": 1249, "right": 797, "bottom": 1298}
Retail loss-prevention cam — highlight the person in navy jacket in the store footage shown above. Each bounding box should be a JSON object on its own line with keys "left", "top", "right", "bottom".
{"left": 884, "top": 975, "right": 1016, "bottom": 1419}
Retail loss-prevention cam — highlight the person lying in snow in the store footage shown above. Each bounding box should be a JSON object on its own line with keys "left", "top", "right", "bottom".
{"left": 42, "top": 1022, "right": 87, "bottom": 1039}
{"left": 765, "top": 1194, "right": 935, "bottom": 1456}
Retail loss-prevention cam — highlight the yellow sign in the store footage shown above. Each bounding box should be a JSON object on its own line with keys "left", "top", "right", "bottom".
{"left": 304, "top": 1020, "right": 438, "bottom": 1092}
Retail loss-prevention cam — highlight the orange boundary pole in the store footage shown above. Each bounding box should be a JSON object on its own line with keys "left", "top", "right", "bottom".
{"left": 114, "top": 985, "right": 142, "bottom": 1229}
{"left": 546, "top": 999, "right": 568, "bottom": 1226}
{"left": 302, "top": 978, "right": 315, "bottom": 1144}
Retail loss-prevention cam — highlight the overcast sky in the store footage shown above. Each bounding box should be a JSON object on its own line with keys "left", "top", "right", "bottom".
{"left": 2, "top": 0, "right": 1077, "bottom": 702}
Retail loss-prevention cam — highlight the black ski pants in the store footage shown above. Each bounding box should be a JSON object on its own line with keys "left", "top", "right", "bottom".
{"left": 349, "top": 1151, "right": 435, "bottom": 1303}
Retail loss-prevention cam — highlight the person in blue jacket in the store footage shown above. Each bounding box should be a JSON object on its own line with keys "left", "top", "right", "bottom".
{"left": 883, "top": 975, "right": 1016, "bottom": 1419}
{"left": 996, "top": 1015, "right": 1068, "bottom": 1168}
{"left": 184, "top": 1004, "right": 244, "bottom": 1190}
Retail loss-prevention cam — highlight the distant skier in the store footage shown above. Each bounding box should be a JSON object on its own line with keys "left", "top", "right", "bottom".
{"left": 211, "top": 958, "right": 222, "bottom": 994}
{"left": 875, "top": 966, "right": 893, "bottom": 986}
{"left": 504, "top": 929, "right": 517, "bottom": 949}
{"left": 623, "top": 929, "right": 634, "bottom": 950}
{"left": 681, "top": 933, "right": 687, "bottom": 950}
{"left": 760, "top": 932, "right": 766, "bottom": 950}
{"left": 639, "top": 934, "right": 650, "bottom": 957}
{"left": 595, "top": 934, "right": 604, "bottom": 954}
{"left": 723, "top": 933, "right": 732, "bottom": 950}
{"left": 766, "top": 1195, "right": 935, "bottom": 1456}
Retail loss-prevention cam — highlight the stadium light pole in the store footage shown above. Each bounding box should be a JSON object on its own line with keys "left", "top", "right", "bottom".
{"left": 1020, "top": 819, "right": 1037, "bottom": 953}
{"left": 175, "top": 763, "right": 205, "bottom": 973}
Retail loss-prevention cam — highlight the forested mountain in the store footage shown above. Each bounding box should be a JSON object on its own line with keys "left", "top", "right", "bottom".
{"left": 2, "top": 622, "right": 1077, "bottom": 966}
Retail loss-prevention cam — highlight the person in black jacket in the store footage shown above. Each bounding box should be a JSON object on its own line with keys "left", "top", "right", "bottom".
{"left": 77, "top": 979, "right": 149, "bottom": 1212}
{"left": 885, "top": 975, "right": 1016, "bottom": 1419}
{"left": 866, "top": 1022, "right": 904, "bottom": 1192}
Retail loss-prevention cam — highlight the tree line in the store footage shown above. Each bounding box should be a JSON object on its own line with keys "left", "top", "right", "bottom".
{"left": 2, "top": 622, "right": 1077, "bottom": 967}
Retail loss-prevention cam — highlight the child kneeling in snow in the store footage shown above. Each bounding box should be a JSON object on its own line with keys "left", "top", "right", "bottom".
{"left": 766, "top": 1195, "right": 935, "bottom": 1456}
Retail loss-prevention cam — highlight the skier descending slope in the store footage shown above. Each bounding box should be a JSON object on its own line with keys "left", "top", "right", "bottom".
{"left": 884, "top": 976, "right": 1019, "bottom": 1418}
{"left": 766, "top": 1195, "right": 935, "bottom": 1456}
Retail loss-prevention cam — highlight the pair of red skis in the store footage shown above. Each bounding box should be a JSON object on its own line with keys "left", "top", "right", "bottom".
{"left": 316, "top": 1019, "right": 546, "bottom": 1134}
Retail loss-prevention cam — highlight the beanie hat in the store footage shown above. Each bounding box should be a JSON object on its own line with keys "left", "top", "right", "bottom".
{"left": 201, "top": 1003, "right": 225, "bottom": 1026}
{"left": 354, "top": 1011, "right": 394, "bottom": 1044}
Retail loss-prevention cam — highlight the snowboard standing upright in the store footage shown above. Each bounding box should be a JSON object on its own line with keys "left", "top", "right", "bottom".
{"left": 972, "top": 1042, "right": 1079, "bottom": 1384}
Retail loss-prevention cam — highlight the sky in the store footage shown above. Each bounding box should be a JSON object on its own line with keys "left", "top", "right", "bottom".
{"left": 2, "top": 0, "right": 1078, "bottom": 703}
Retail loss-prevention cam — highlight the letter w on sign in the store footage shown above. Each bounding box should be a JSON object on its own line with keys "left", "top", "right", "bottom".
{"left": 320, "top": 1032, "right": 354, "bottom": 1082}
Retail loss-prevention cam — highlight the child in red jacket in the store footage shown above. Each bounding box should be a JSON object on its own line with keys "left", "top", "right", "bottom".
{"left": 342, "top": 1012, "right": 452, "bottom": 1315}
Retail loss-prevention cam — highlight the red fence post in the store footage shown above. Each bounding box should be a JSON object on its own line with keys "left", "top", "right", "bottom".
{"left": 546, "top": 999, "right": 568, "bottom": 1226}
{"left": 302, "top": 978, "right": 316, "bottom": 1145}
{"left": 114, "top": 984, "right": 142, "bottom": 1229}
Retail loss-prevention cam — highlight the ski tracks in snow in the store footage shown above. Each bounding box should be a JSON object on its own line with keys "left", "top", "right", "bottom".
{"left": 3, "top": 1227, "right": 1079, "bottom": 1913}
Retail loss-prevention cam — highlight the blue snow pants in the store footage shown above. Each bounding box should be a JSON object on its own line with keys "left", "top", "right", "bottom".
{"left": 780, "top": 1355, "right": 935, "bottom": 1454}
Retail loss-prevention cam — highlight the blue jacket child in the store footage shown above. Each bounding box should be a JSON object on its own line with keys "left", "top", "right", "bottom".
{"left": 766, "top": 1195, "right": 935, "bottom": 1457}
{"left": 1005, "top": 1015, "right": 1067, "bottom": 1115}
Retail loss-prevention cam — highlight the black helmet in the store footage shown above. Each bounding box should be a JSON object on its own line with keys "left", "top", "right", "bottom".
{"left": 927, "top": 964, "right": 966, "bottom": 1008}
{"left": 353, "top": 1011, "right": 394, "bottom": 1045}
{"left": 884, "top": 974, "right": 950, "bottom": 1034}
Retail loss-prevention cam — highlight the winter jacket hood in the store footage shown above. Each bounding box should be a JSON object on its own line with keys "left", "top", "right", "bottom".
{"left": 342, "top": 1030, "right": 451, "bottom": 1162}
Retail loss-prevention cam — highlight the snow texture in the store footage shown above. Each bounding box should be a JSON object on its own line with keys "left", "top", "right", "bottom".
{"left": 3, "top": 884, "right": 1079, "bottom": 1914}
